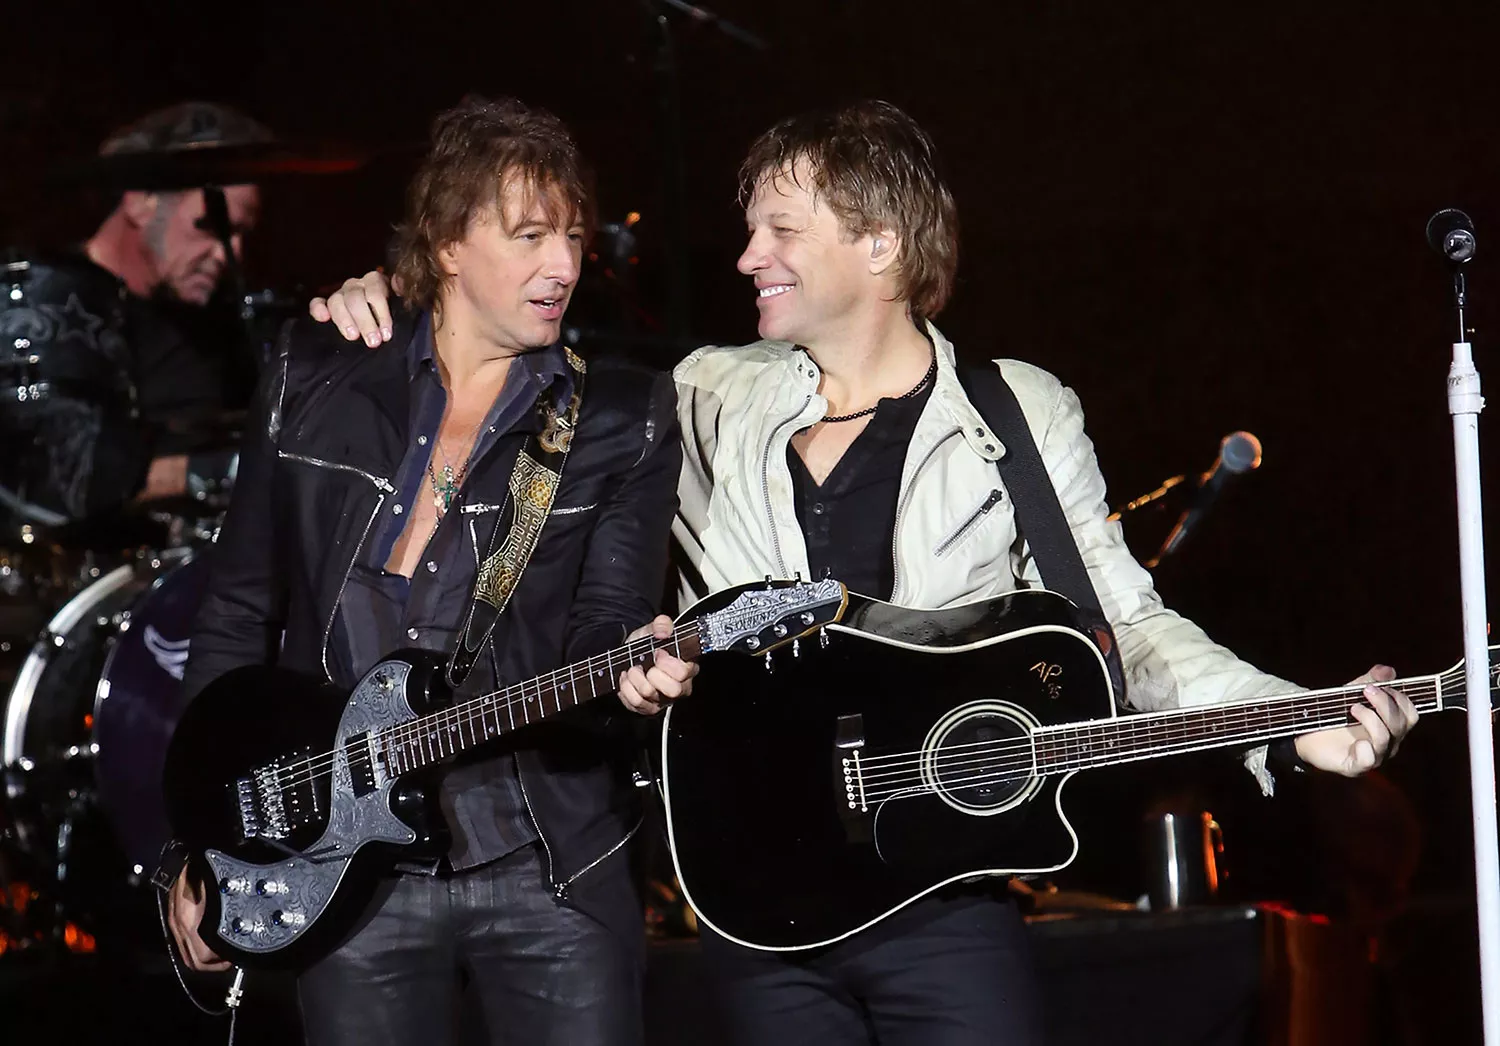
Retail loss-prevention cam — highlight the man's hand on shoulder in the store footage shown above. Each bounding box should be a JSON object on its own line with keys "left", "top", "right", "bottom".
{"left": 1293, "top": 664, "right": 1419, "bottom": 776}
{"left": 308, "top": 270, "right": 394, "bottom": 347}
{"left": 617, "top": 616, "right": 699, "bottom": 716}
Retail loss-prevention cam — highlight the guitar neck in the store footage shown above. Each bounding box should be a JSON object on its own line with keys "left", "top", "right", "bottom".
{"left": 380, "top": 623, "right": 705, "bottom": 774}
{"left": 1035, "top": 672, "right": 1448, "bottom": 774}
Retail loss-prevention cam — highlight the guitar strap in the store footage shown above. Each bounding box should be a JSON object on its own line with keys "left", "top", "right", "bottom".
{"left": 955, "top": 362, "right": 1128, "bottom": 703}
{"left": 447, "top": 347, "right": 588, "bottom": 689}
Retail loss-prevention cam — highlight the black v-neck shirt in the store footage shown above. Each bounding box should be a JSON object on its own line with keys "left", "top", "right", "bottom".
{"left": 786, "top": 381, "right": 935, "bottom": 600}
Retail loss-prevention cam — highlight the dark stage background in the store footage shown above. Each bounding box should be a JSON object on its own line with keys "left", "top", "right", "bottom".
{"left": 5, "top": 1, "right": 1500, "bottom": 1040}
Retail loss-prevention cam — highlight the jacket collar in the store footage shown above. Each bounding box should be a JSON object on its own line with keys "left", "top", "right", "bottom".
{"left": 765, "top": 321, "right": 1006, "bottom": 462}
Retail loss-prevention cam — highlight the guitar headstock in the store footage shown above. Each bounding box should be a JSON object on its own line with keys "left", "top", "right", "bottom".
{"left": 698, "top": 578, "right": 847, "bottom": 655}
{"left": 1438, "top": 643, "right": 1500, "bottom": 716}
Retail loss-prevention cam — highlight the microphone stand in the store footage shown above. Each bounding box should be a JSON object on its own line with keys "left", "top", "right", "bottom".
{"left": 1441, "top": 229, "right": 1500, "bottom": 1045}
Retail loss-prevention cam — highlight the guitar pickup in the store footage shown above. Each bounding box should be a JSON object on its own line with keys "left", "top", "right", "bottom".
{"left": 344, "top": 732, "right": 377, "bottom": 797}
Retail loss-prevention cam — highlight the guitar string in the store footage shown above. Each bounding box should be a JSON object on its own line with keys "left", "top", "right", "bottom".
{"left": 264, "top": 624, "right": 703, "bottom": 793}
{"left": 272, "top": 624, "right": 701, "bottom": 790}
{"left": 854, "top": 673, "right": 1445, "bottom": 773}
{"left": 854, "top": 682, "right": 1443, "bottom": 788}
{"left": 380, "top": 621, "right": 703, "bottom": 756}
{"left": 857, "top": 690, "right": 1445, "bottom": 800}
{"left": 267, "top": 629, "right": 693, "bottom": 793}
{"left": 252, "top": 639, "right": 1460, "bottom": 804}
{"left": 861, "top": 699, "right": 1447, "bottom": 802}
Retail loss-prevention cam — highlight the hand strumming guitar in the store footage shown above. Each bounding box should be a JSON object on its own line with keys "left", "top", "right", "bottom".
{"left": 166, "top": 868, "right": 232, "bottom": 973}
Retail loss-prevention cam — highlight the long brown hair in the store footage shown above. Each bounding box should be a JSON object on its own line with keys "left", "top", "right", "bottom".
{"left": 391, "top": 96, "right": 594, "bottom": 320}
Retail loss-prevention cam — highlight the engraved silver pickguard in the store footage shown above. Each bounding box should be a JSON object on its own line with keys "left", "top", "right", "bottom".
{"left": 209, "top": 660, "right": 420, "bottom": 954}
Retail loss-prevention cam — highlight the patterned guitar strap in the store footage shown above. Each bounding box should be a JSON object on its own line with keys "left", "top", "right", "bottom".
{"left": 447, "top": 347, "right": 587, "bottom": 688}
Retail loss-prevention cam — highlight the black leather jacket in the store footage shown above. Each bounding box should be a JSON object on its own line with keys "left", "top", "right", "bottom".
{"left": 182, "top": 317, "right": 680, "bottom": 937}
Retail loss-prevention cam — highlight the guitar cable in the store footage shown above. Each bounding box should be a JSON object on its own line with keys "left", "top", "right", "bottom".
{"left": 151, "top": 839, "right": 246, "bottom": 1046}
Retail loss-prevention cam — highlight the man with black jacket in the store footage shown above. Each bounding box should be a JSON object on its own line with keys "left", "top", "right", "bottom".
{"left": 164, "top": 97, "right": 695, "bottom": 1046}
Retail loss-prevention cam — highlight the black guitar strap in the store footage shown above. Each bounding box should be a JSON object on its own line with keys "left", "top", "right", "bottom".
{"left": 956, "top": 362, "right": 1128, "bottom": 703}
{"left": 447, "top": 347, "right": 587, "bottom": 689}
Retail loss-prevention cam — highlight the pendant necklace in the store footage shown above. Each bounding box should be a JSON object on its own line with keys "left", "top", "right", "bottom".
{"left": 427, "top": 436, "right": 472, "bottom": 518}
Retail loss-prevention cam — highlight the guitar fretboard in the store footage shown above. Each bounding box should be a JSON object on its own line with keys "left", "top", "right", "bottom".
{"left": 379, "top": 624, "right": 706, "bottom": 775}
{"left": 1034, "top": 675, "right": 1447, "bottom": 773}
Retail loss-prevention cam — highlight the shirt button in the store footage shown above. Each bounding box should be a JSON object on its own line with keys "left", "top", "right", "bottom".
{"left": 392, "top": 504, "right": 404, "bottom": 515}
{"left": 426, "top": 561, "right": 438, "bottom": 574}
{"left": 812, "top": 503, "right": 826, "bottom": 516}
{"left": 406, "top": 627, "right": 419, "bottom": 641}
{"left": 417, "top": 435, "right": 428, "bottom": 446}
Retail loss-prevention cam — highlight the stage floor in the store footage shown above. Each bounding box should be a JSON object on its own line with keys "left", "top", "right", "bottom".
{"left": 5, "top": 901, "right": 1475, "bottom": 1045}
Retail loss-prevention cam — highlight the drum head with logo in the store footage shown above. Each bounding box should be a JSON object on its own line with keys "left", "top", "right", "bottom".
{"left": 2, "top": 547, "right": 204, "bottom": 870}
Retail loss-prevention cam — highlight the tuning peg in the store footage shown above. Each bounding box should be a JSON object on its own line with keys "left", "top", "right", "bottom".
{"left": 819, "top": 627, "right": 829, "bottom": 649}
{"left": 793, "top": 638, "right": 801, "bottom": 658}
{"left": 764, "top": 651, "right": 774, "bottom": 674}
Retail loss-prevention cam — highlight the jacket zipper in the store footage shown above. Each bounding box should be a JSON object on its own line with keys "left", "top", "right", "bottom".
{"left": 934, "top": 488, "right": 1005, "bottom": 557}
{"left": 761, "top": 396, "right": 812, "bottom": 578}
{"left": 277, "top": 451, "right": 396, "bottom": 682}
{"left": 565, "top": 813, "right": 645, "bottom": 895}
{"left": 518, "top": 770, "right": 560, "bottom": 897}
{"left": 890, "top": 427, "right": 962, "bottom": 603}
{"left": 278, "top": 451, "right": 397, "bottom": 494}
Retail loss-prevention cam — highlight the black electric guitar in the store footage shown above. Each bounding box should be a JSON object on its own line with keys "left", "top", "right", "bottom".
{"left": 661, "top": 587, "right": 1494, "bottom": 952}
{"left": 162, "top": 578, "right": 847, "bottom": 969}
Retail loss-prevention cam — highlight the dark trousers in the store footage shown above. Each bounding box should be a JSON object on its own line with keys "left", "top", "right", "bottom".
{"left": 297, "top": 844, "right": 642, "bottom": 1046}
{"left": 699, "top": 891, "right": 1042, "bottom": 1046}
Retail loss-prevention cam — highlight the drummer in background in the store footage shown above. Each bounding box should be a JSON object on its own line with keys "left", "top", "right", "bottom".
{"left": 0, "top": 102, "right": 268, "bottom": 527}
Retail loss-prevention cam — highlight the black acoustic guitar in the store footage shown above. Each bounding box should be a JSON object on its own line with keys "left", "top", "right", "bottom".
{"left": 661, "top": 587, "right": 1490, "bottom": 951}
{"left": 162, "top": 578, "right": 847, "bottom": 969}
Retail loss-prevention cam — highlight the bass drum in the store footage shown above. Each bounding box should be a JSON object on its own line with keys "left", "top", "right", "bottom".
{"left": 2, "top": 547, "right": 208, "bottom": 872}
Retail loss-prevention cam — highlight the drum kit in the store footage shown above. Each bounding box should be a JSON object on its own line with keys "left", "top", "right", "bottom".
{"left": 0, "top": 137, "right": 355, "bottom": 959}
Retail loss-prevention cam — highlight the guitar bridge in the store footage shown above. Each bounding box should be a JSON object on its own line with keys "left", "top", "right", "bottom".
{"left": 233, "top": 747, "right": 320, "bottom": 843}
{"left": 834, "top": 714, "right": 872, "bottom": 844}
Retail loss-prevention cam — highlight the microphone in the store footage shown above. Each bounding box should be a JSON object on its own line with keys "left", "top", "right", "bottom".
{"left": 1149, "top": 431, "right": 1263, "bottom": 566}
{"left": 1427, "top": 208, "right": 1477, "bottom": 265}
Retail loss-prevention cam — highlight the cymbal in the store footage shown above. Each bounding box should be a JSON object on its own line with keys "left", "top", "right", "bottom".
{"left": 52, "top": 139, "right": 376, "bottom": 191}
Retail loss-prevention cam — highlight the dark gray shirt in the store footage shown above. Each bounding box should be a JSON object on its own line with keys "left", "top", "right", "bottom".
{"left": 337, "top": 313, "right": 573, "bottom": 870}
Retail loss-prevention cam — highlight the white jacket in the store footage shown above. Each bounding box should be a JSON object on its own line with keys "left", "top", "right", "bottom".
{"left": 672, "top": 322, "right": 1300, "bottom": 793}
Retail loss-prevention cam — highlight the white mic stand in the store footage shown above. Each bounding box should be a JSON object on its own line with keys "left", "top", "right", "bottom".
{"left": 1431, "top": 207, "right": 1500, "bottom": 1044}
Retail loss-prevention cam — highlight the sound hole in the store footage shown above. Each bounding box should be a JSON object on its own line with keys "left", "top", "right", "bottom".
{"left": 922, "top": 702, "right": 1041, "bottom": 816}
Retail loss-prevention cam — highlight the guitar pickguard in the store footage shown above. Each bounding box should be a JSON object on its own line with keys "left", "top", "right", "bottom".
{"left": 208, "top": 660, "right": 421, "bottom": 954}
